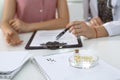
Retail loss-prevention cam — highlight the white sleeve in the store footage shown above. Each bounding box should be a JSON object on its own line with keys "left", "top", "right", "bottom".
{"left": 83, "top": 0, "right": 90, "bottom": 19}
{"left": 103, "top": 21, "right": 120, "bottom": 36}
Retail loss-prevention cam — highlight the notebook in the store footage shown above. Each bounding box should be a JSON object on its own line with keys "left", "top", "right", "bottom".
{"left": 25, "top": 30, "right": 82, "bottom": 49}
{"left": 32, "top": 51, "right": 120, "bottom": 80}
{"left": 0, "top": 51, "right": 30, "bottom": 80}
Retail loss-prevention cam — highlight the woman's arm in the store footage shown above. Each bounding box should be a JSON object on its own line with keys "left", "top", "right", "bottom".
{"left": 2, "top": 0, "right": 16, "bottom": 23}
{"left": 1, "top": 0, "right": 22, "bottom": 45}
{"left": 10, "top": 0, "right": 69, "bottom": 33}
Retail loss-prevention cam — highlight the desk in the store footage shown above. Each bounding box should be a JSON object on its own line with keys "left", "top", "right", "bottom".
{"left": 0, "top": 29, "right": 120, "bottom": 80}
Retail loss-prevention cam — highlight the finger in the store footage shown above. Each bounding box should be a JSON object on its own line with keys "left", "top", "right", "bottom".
{"left": 93, "top": 19, "right": 99, "bottom": 26}
{"left": 66, "top": 22, "right": 75, "bottom": 28}
{"left": 69, "top": 21, "right": 86, "bottom": 33}
{"left": 79, "top": 21, "right": 88, "bottom": 26}
{"left": 6, "top": 34, "right": 11, "bottom": 44}
{"left": 6, "top": 38, "right": 11, "bottom": 44}
{"left": 7, "top": 30, "right": 14, "bottom": 36}
{"left": 69, "top": 25, "right": 82, "bottom": 35}
{"left": 5, "top": 30, "right": 22, "bottom": 46}
{"left": 12, "top": 40, "right": 23, "bottom": 46}
{"left": 94, "top": 17, "right": 103, "bottom": 25}
{"left": 11, "top": 23, "right": 20, "bottom": 32}
{"left": 14, "top": 28, "right": 21, "bottom": 33}
{"left": 90, "top": 17, "right": 103, "bottom": 27}
{"left": 6, "top": 34, "right": 16, "bottom": 45}
{"left": 89, "top": 20, "right": 96, "bottom": 27}
{"left": 9, "top": 19, "right": 15, "bottom": 25}
{"left": 10, "top": 40, "right": 17, "bottom": 46}
{"left": 69, "top": 25, "right": 79, "bottom": 32}
{"left": 16, "top": 40, "right": 23, "bottom": 45}
{"left": 71, "top": 29, "right": 83, "bottom": 37}
{"left": 6, "top": 33, "right": 14, "bottom": 45}
{"left": 69, "top": 26, "right": 74, "bottom": 33}
{"left": 74, "top": 25, "right": 81, "bottom": 29}
{"left": 11, "top": 22, "right": 17, "bottom": 28}
{"left": 66, "top": 21, "right": 81, "bottom": 28}
{"left": 10, "top": 37, "right": 23, "bottom": 46}
{"left": 91, "top": 18, "right": 97, "bottom": 26}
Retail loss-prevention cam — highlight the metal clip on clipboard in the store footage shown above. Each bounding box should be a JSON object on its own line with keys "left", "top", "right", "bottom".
{"left": 40, "top": 41, "right": 67, "bottom": 50}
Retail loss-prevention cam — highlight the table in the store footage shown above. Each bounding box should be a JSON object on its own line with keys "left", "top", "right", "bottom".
{"left": 0, "top": 29, "right": 120, "bottom": 80}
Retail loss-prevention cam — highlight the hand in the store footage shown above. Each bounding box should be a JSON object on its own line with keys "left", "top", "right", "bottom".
{"left": 89, "top": 16, "right": 103, "bottom": 28}
{"left": 1, "top": 25, "right": 23, "bottom": 46}
{"left": 66, "top": 21, "right": 96, "bottom": 39}
{"left": 9, "top": 19, "right": 30, "bottom": 33}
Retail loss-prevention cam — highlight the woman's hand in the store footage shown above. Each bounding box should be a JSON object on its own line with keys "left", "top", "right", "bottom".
{"left": 1, "top": 25, "right": 23, "bottom": 46}
{"left": 9, "top": 19, "right": 30, "bottom": 33}
{"left": 66, "top": 21, "right": 96, "bottom": 39}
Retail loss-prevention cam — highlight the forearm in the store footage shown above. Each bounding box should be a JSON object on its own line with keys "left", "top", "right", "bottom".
{"left": 1, "top": 0, "right": 16, "bottom": 29}
{"left": 28, "top": 18, "right": 69, "bottom": 31}
{"left": 1, "top": 21, "right": 10, "bottom": 29}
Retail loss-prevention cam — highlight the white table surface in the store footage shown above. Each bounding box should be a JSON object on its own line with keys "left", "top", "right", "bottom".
{"left": 0, "top": 29, "right": 120, "bottom": 80}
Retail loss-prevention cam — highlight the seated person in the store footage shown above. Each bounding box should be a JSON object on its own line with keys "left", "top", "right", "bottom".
{"left": 66, "top": 0, "right": 120, "bottom": 39}
{"left": 1, "top": 0, "right": 69, "bottom": 45}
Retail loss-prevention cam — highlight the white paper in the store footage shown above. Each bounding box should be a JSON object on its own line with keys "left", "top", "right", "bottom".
{"left": 33, "top": 52, "right": 120, "bottom": 80}
{"left": 0, "top": 51, "right": 30, "bottom": 72}
{"left": 30, "top": 30, "right": 78, "bottom": 47}
{"left": 0, "top": 51, "right": 30, "bottom": 79}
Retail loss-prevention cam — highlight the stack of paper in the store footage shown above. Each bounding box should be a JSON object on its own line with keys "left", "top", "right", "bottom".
{"left": 0, "top": 51, "right": 30, "bottom": 80}
{"left": 33, "top": 52, "right": 120, "bottom": 80}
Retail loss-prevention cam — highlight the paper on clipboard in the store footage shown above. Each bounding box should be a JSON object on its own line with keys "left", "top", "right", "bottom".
{"left": 30, "top": 30, "right": 78, "bottom": 46}
{"left": 25, "top": 29, "right": 82, "bottom": 49}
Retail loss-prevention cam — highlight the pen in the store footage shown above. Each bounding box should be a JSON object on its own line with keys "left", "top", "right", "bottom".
{"left": 56, "top": 17, "right": 91, "bottom": 40}
{"left": 56, "top": 27, "right": 70, "bottom": 40}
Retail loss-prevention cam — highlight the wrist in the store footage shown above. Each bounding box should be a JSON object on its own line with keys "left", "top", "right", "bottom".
{"left": 28, "top": 23, "right": 43, "bottom": 31}
{"left": 93, "top": 26, "right": 109, "bottom": 38}
{"left": 86, "top": 25, "right": 97, "bottom": 39}
{"left": 92, "top": 27, "right": 98, "bottom": 38}
{"left": 26, "top": 23, "right": 35, "bottom": 32}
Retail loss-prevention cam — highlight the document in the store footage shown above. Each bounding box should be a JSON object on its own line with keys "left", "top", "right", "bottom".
{"left": 30, "top": 30, "right": 78, "bottom": 46}
{"left": 33, "top": 52, "right": 120, "bottom": 80}
{"left": 25, "top": 29, "right": 82, "bottom": 49}
{"left": 0, "top": 51, "right": 30, "bottom": 80}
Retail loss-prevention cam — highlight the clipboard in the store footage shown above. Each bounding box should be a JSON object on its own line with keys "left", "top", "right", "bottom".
{"left": 25, "top": 30, "right": 83, "bottom": 50}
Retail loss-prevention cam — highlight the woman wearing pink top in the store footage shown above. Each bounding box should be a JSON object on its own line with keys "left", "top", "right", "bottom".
{"left": 1, "top": 0, "right": 69, "bottom": 45}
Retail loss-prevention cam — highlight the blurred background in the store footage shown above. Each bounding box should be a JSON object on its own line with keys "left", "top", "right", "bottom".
{"left": 0, "top": 0, "right": 4, "bottom": 22}
{"left": 68, "top": 0, "right": 83, "bottom": 21}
